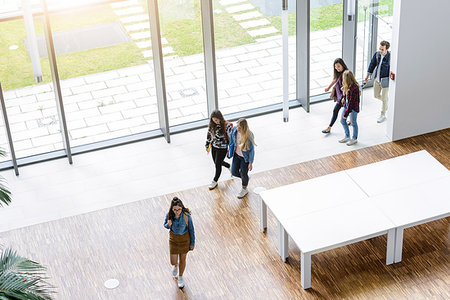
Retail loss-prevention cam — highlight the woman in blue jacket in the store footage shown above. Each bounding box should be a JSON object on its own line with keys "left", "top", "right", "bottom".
{"left": 229, "top": 118, "right": 256, "bottom": 198}
{"left": 164, "top": 197, "right": 195, "bottom": 289}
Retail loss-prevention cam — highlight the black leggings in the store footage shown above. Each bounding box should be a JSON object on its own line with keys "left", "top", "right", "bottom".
{"left": 211, "top": 146, "right": 230, "bottom": 182}
{"left": 329, "top": 101, "right": 343, "bottom": 127}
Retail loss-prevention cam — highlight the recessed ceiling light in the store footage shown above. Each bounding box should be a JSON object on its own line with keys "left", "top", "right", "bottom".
{"left": 104, "top": 278, "right": 119, "bottom": 289}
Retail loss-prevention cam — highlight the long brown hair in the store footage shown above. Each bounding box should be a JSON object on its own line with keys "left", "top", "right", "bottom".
{"left": 237, "top": 118, "right": 255, "bottom": 151}
{"left": 342, "top": 70, "right": 359, "bottom": 95}
{"left": 168, "top": 197, "right": 191, "bottom": 221}
{"left": 208, "top": 110, "right": 226, "bottom": 135}
{"left": 333, "top": 58, "right": 348, "bottom": 80}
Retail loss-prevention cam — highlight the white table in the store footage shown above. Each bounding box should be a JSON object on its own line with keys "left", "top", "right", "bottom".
{"left": 259, "top": 150, "right": 450, "bottom": 289}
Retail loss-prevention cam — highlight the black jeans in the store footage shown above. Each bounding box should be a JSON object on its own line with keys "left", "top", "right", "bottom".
{"left": 211, "top": 146, "right": 230, "bottom": 182}
{"left": 231, "top": 154, "right": 249, "bottom": 188}
{"left": 329, "top": 101, "right": 343, "bottom": 127}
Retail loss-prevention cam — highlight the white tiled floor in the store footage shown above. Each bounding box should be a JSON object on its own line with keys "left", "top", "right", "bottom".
{"left": 0, "top": 87, "right": 389, "bottom": 233}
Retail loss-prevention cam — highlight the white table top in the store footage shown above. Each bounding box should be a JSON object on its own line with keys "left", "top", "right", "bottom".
{"left": 346, "top": 150, "right": 449, "bottom": 197}
{"left": 282, "top": 199, "right": 395, "bottom": 253}
{"left": 259, "top": 171, "right": 368, "bottom": 221}
{"left": 371, "top": 176, "right": 450, "bottom": 227}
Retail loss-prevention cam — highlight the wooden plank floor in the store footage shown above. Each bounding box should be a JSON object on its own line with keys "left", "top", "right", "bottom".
{"left": 1, "top": 129, "right": 449, "bottom": 299}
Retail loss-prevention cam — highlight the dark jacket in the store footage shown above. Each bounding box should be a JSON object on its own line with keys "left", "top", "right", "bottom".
{"left": 367, "top": 51, "right": 390, "bottom": 88}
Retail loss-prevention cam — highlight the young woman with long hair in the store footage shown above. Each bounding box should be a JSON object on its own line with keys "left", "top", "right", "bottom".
{"left": 163, "top": 197, "right": 195, "bottom": 289}
{"left": 205, "top": 110, "right": 233, "bottom": 190}
{"left": 229, "top": 118, "right": 255, "bottom": 198}
{"left": 322, "top": 58, "right": 349, "bottom": 134}
{"left": 339, "top": 70, "right": 360, "bottom": 146}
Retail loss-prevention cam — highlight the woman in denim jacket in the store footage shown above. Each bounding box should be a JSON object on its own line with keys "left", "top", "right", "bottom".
{"left": 229, "top": 118, "right": 255, "bottom": 198}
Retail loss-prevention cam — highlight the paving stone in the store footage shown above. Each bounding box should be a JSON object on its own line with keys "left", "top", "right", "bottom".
{"left": 216, "top": 56, "right": 239, "bottom": 66}
{"left": 247, "top": 63, "right": 280, "bottom": 75}
{"left": 232, "top": 11, "right": 262, "bottom": 21}
{"left": 105, "top": 75, "right": 142, "bottom": 88}
{"left": 142, "top": 50, "right": 152, "bottom": 58}
{"left": 114, "top": 7, "right": 144, "bottom": 16}
{"left": 129, "top": 123, "right": 159, "bottom": 134}
{"left": 113, "top": 89, "right": 149, "bottom": 103}
{"left": 110, "top": 0, "right": 139, "bottom": 9}
{"left": 36, "top": 92, "right": 55, "bottom": 101}
{"left": 63, "top": 92, "right": 93, "bottom": 104}
{"left": 85, "top": 112, "right": 124, "bottom": 126}
{"left": 226, "top": 83, "right": 262, "bottom": 97}
{"left": 107, "top": 116, "right": 146, "bottom": 131}
{"left": 98, "top": 101, "right": 136, "bottom": 115}
{"left": 15, "top": 84, "right": 52, "bottom": 97}
{"left": 226, "top": 4, "right": 254, "bottom": 14}
{"left": 162, "top": 47, "right": 174, "bottom": 55}
{"left": 134, "top": 97, "right": 157, "bottom": 108}
{"left": 66, "top": 108, "right": 100, "bottom": 122}
{"left": 248, "top": 27, "right": 278, "bottom": 37}
{"left": 220, "top": 0, "right": 246, "bottom": 5}
{"left": 236, "top": 49, "right": 269, "bottom": 61}
{"left": 244, "top": 40, "right": 279, "bottom": 52}
{"left": 91, "top": 86, "right": 128, "bottom": 99}
{"left": 130, "top": 31, "right": 151, "bottom": 40}
{"left": 70, "top": 124, "right": 109, "bottom": 139}
{"left": 12, "top": 127, "right": 49, "bottom": 142}
{"left": 136, "top": 40, "right": 151, "bottom": 49}
{"left": 239, "top": 18, "right": 270, "bottom": 29}
{"left": 120, "top": 14, "right": 149, "bottom": 23}
{"left": 84, "top": 71, "right": 120, "bottom": 84}
{"left": 238, "top": 73, "right": 272, "bottom": 86}
{"left": 32, "top": 134, "right": 65, "bottom": 147}
{"left": 124, "top": 22, "right": 150, "bottom": 32}
{"left": 66, "top": 119, "right": 87, "bottom": 130}
{"left": 117, "top": 64, "right": 152, "bottom": 77}
{"left": 78, "top": 97, "right": 111, "bottom": 110}
{"left": 126, "top": 81, "right": 154, "bottom": 92}
{"left": 10, "top": 122, "right": 27, "bottom": 133}
{"left": 225, "top": 60, "right": 260, "bottom": 72}
{"left": 122, "top": 107, "right": 155, "bottom": 118}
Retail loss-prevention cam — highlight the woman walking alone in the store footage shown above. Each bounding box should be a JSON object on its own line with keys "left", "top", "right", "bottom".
{"left": 322, "top": 58, "right": 349, "bottom": 134}
{"left": 205, "top": 110, "right": 233, "bottom": 190}
{"left": 163, "top": 197, "right": 195, "bottom": 289}
{"left": 339, "top": 70, "right": 360, "bottom": 146}
{"left": 229, "top": 118, "right": 255, "bottom": 199}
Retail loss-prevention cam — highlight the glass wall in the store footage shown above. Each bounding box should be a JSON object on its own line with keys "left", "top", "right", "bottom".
{"left": 0, "top": 3, "right": 64, "bottom": 161}
{"left": 310, "top": 0, "right": 343, "bottom": 97}
{"left": 47, "top": 0, "right": 158, "bottom": 147}
{"left": 159, "top": 0, "right": 207, "bottom": 126}
{"left": 213, "top": 0, "right": 283, "bottom": 114}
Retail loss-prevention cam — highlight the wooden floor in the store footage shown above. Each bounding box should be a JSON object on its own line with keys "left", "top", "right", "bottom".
{"left": 1, "top": 129, "right": 449, "bottom": 299}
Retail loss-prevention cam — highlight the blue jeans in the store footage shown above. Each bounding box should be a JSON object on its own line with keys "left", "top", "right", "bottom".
{"left": 340, "top": 108, "right": 358, "bottom": 140}
{"left": 231, "top": 154, "right": 249, "bottom": 188}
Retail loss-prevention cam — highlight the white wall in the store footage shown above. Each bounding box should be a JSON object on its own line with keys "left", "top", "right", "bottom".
{"left": 387, "top": 0, "right": 450, "bottom": 141}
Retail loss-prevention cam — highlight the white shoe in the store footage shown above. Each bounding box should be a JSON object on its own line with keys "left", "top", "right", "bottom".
{"left": 346, "top": 139, "right": 358, "bottom": 146}
{"left": 171, "top": 265, "right": 178, "bottom": 277}
{"left": 339, "top": 137, "right": 350, "bottom": 143}
{"left": 178, "top": 275, "right": 185, "bottom": 289}
{"left": 208, "top": 180, "right": 217, "bottom": 190}
{"left": 237, "top": 188, "right": 248, "bottom": 199}
{"left": 377, "top": 114, "right": 386, "bottom": 123}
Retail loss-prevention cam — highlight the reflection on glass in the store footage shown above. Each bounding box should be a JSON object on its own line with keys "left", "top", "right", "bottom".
{"left": 0, "top": 5, "right": 64, "bottom": 161}
{"left": 159, "top": 0, "right": 207, "bottom": 126}
{"left": 47, "top": 1, "right": 159, "bottom": 147}
{"left": 310, "top": 0, "right": 343, "bottom": 97}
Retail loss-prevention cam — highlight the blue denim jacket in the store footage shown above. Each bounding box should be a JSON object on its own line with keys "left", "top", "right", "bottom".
{"left": 164, "top": 212, "right": 195, "bottom": 246}
{"left": 229, "top": 127, "right": 255, "bottom": 164}
{"left": 367, "top": 51, "right": 390, "bottom": 88}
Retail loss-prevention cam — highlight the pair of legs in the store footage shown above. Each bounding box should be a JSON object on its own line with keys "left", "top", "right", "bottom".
{"left": 170, "top": 253, "right": 187, "bottom": 276}
{"left": 323, "top": 101, "right": 344, "bottom": 132}
{"left": 231, "top": 154, "right": 249, "bottom": 188}
{"left": 211, "top": 146, "right": 230, "bottom": 182}
{"left": 340, "top": 109, "right": 358, "bottom": 140}
{"left": 373, "top": 80, "right": 388, "bottom": 115}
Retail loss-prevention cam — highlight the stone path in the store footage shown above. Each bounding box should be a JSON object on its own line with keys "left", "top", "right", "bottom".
{"left": 0, "top": 3, "right": 392, "bottom": 161}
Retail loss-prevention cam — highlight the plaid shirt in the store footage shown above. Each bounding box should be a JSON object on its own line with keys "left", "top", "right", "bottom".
{"left": 343, "top": 84, "right": 360, "bottom": 118}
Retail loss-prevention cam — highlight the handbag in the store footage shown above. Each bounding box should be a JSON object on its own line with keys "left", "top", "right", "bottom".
{"left": 330, "top": 86, "right": 337, "bottom": 101}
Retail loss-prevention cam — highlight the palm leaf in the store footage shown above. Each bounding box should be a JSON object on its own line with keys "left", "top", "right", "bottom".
{"left": 0, "top": 149, "right": 11, "bottom": 207}
{"left": 0, "top": 248, "right": 55, "bottom": 300}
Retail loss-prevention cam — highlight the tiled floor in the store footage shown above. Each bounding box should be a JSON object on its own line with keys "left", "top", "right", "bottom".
{"left": 0, "top": 86, "right": 389, "bottom": 233}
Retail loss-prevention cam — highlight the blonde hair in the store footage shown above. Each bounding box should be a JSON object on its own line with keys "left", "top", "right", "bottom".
{"left": 342, "top": 70, "right": 359, "bottom": 95}
{"left": 237, "top": 118, "right": 256, "bottom": 151}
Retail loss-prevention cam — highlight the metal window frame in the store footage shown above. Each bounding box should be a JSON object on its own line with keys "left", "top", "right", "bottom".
{"left": 296, "top": 0, "right": 310, "bottom": 112}
{"left": 342, "top": 0, "right": 358, "bottom": 73}
{"left": 0, "top": 83, "right": 19, "bottom": 175}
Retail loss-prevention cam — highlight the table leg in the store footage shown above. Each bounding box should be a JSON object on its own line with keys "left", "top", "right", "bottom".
{"left": 386, "top": 228, "right": 395, "bottom": 265}
{"left": 260, "top": 198, "right": 267, "bottom": 231}
{"left": 394, "top": 227, "right": 404, "bottom": 263}
{"left": 301, "top": 252, "right": 311, "bottom": 289}
{"left": 278, "top": 221, "right": 288, "bottom": 262}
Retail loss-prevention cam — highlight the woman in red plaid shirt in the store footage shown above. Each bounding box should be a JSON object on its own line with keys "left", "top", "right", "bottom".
{"left": 339, "top": 70, "right": 360, "bottom": 146}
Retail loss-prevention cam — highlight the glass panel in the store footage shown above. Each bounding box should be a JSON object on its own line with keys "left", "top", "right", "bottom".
{"left": 376, "top": 0, "right": 393, "bottom": 46}
{"left": 356, "top": 0, "right": 372, "bottom": 84}
{"left": 159, "top": 0, "right": 207, "bottom": 126}
{"left": 0, "top": 1, "right": 64, "bottom": 161}
{"left": 47, "top": 0, "right": 159, "bottom": 147}
{"left": 310, "top": 0, "right": 343, "bottom": 97}
{"left": 214, "top": 0, "right": 283, "bottom": 115}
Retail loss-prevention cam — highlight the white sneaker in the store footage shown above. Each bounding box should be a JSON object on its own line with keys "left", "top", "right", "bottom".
{"left": 377, "top": 114, "right": 386, "bottom": 123}
{"left": 178, "top": 275, "right": 185, "bottom": 289}
{"left": 171, "top": 265, "right": 178, "bottom": 277}
{"left": 208, "top": 180, "right": 218, "bottom": 190}
{"left": 237, "top": 188, "right": 248, "bottom": 199}
{"left": 339, "top": 137, "right": 350, "bottom": 143}
{"left": 346, "top": 139, "right": 358, "bottom": 146}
